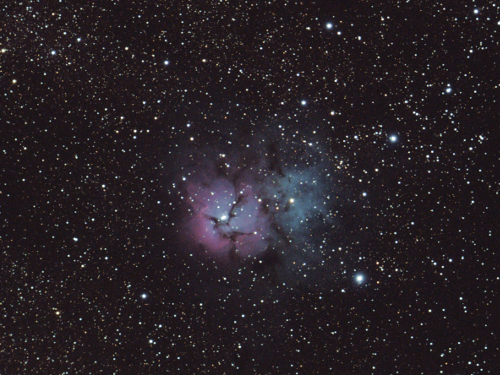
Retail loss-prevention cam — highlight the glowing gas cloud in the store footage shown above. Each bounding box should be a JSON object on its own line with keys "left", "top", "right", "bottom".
{"left": 177, "top": 129, "right": 337, "bottom": 269}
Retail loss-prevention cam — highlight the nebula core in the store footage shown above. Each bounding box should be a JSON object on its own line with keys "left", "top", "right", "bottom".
{"left": 178, "top": 129, "right": 337, "bottom": 269}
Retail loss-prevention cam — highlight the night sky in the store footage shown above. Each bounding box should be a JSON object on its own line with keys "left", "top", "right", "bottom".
{"left": 2, "top": 1, "right": 499, "bottom": 374}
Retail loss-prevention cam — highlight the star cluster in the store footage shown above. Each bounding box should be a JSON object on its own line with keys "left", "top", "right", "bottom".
{"left": 1, "top": 1, "right": 499, "bottom": 374}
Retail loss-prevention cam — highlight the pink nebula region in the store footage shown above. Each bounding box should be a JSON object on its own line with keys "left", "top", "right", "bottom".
{"left": 186, "top": 178, "right": 270, "bottom": 259}
{"left": 177, "top": 137, "right": 333, "bottom": 265}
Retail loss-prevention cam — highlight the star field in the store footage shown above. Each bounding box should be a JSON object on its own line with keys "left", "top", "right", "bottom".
{"left": 2, "top": 1, "right": 499, "bottom": 374}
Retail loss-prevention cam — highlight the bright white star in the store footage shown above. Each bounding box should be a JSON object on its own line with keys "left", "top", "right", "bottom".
{"left": 355, "top": 274, "right": 365, "bottom": 284}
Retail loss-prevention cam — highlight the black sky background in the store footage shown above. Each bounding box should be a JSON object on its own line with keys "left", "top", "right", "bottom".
{"left": 2, "top": 1, "right": 499, "bottom": 374}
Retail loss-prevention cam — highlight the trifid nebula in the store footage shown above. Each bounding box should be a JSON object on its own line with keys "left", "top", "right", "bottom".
{"left": 2, "top": 1, "right": 499, "bottom": 374}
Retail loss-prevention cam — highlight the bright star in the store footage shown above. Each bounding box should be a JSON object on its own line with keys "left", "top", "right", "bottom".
{"left": 355, "top": 274, "right": 365, "bottom": 284}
